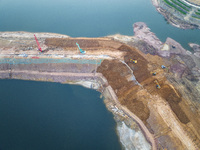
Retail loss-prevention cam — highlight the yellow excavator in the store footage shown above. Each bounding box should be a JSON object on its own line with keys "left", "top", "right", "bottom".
{"left": 154, "top": 80, "right": 161, "bottom": 89}
{"left": 130, "top": 59, "right": 137, "bottom": 64}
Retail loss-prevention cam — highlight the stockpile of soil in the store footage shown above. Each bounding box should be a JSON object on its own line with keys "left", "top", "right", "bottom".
{"left": 45, "top": 38, "right": 100, "bottom": 48}
{"left": 118, "top": 44, "right": 150, "bottom": 82}
{"left": 97, "top": 59, "right": 131, "bottom": 93}
{"left": 98, "top": 43, "right": 190, "bottom": 124}
{"left": 159, "top": 85, "right": 190, "bottom": 124}
{"left": 97, "top": 44, "right": 151, "bottom": 123}
{"left": 45, "top": 38, "right": 122, "bottom": 50}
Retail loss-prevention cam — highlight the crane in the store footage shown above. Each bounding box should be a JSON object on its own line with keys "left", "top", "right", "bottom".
{"left": 76, "top": 42, "right": 86, "bottom": 54}
{"left": 34, "top": 34, "right": 42, "bottom": 52}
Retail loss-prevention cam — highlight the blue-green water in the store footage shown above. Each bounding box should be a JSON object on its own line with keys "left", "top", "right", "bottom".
{"left": 0, "top": 0, "right": 199, "bottom": 49}
{"left": 0, "top": 79, "right": 122, "bottom": 150}
{"left": 0, "top": 58, "right": 102, "bottom": 65}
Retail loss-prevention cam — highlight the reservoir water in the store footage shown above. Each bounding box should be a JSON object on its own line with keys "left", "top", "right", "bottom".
{"left": 0, "top": 79, "right": 122, "bottom": 150}
{"left": 0, "top": 0, "right": 199, "bottom": 49}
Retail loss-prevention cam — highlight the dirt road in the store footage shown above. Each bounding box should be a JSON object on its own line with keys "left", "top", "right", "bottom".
{"left": 106, "top": 85, "right": 156, "bottom": 150}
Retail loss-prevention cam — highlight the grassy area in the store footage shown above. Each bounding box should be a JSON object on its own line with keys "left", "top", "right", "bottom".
{"left": 192, "top": 15, "right": 200, "bottom": 20}
{"left": 177, "top": 0, "right": 192, "bottom": 9}
{"left": 196, "top": 12, "right": 200, "bottom": 15}
{"left": 170, "top": 0, "right": 189, "bottom": 12}
{"left": 163, "top": 0, "right": 187, "bottom": 15}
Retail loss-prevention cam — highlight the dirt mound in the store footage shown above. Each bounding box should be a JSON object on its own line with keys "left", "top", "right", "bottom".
{"left": 159, "top": 85, "right": 190, "bottom": 124}
{"left": 44, "top": 38, "right": 123, "bottom": 53}
{"left": 45, "top": 38, "right": 100, "bottom": 48}
{"left": 97, "top": 59, "right": 150, "bottom": 122}
{"left": 98, "top": 43, "right": 190, "bottom": 125}
{"left": 97, "top": 44, "right": 152, "bottom": 122}
{"left": 118, "top": 44, "right": 150, "bottom": 82}
{"left": 97, "top": 59, "right": 131, "bottom": 92}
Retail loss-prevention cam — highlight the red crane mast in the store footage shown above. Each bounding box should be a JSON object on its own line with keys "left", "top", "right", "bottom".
{"left": 34, "top": 34, "right": 42, "bottom": 52}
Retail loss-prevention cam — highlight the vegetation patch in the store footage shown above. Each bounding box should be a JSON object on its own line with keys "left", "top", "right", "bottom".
{"left": 170, "top": 0, "right": 189, "bottom": 12}
{"left": 192, "top": 15, "right": 200, "bottom": 19}
{"left": 177, "top": 0, "right": 191, "bottom": 9}
{"left": 163, "top": 0, "right": 187, "bottom": 15}
{"left": 195, "top": 12, "right": 200, "bottom": 16}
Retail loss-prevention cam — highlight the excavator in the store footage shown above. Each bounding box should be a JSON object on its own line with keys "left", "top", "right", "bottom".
{"left": 76, "top": 42, "right": 86, "bottom": 54}
{"left": 130, "top": 59, "right": 137, "bottom": 63}
{"left": 154, "top": 80, "right": 161, "bottom": 89}
{"left": 34, "top": 34, "right": 42, "bottom": 52}
{"left": 151, "top": 71, "right": 157, "bottom": 76}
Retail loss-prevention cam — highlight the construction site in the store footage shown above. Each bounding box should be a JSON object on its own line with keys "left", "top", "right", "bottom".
{"left": 0, "top": 22, "right": 200, "bottom": 150}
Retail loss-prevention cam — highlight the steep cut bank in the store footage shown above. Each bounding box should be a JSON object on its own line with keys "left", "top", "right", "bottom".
{"left": 1, "top": 22, "right": 200, "bottom": 149}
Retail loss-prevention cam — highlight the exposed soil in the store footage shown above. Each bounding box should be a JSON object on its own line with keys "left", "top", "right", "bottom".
{"left": 45, "top": 38, "right": 100, "bottom": 48}
{"left": 45, "top": 38, "right": 122, "bottom": 50}
{"left": 45, "top": 38, "right": 194, "bottom": 126}
{"left": 97, "top": 43, "right": 190, "bottom": 125}
{"left": 118, "top": 44, "right": 150, "bottom": 83}
{"left": 97, "top": 44, "right": 152, "bottom": 123}
{"left": 159, "top": 85, "right": 190, "bottom": 124}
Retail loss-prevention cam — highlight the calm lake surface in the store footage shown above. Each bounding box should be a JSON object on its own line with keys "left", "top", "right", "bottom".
{"left": 0, "top": 79, "right": 122, "bottom": 150}
{"left": 0, "top": 0, "right": 199, "bottom": 49}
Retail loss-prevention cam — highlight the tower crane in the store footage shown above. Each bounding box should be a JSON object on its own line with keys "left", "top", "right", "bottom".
{"left": 34, "top": 34, "right": 42, "bottom": 52}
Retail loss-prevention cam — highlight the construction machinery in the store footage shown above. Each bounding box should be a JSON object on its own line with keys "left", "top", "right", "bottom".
{"left": 130, "top": 59, "right": 137, "bottom": 64}
{"left": 151, "top": 72, "right": 157, "bottom": 76}
{"left": 154, "top": 80, "right": 161, "bottom": 89}
{"left": 161, "top": 65, "right": 166, "bottom": 69}
{"left": 34, "top": 34, "right": 42, "bottom": 52}
{"left": 76, "top": 42, "right": 86, "bottom": 54}
{"left": 161, "top": 65, "right": 169, "bottom": 72}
